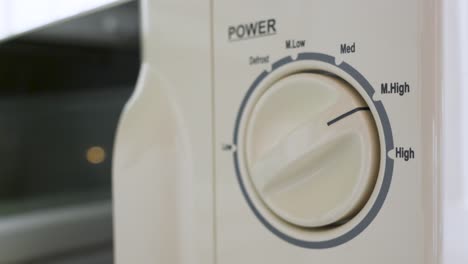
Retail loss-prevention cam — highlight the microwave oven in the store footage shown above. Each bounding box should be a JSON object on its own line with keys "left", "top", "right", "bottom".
{"left": 113, "top": 0, "right": 468, "bottom": 263}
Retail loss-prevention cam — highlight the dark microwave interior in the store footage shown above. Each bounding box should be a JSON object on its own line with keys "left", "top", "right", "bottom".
{"left": 0, "top": 1, "right": 140, "bottom": 215}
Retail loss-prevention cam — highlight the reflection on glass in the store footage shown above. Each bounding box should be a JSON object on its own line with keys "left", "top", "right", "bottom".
{"left": 0, "top": 0, "right": 132, "bottom": 41}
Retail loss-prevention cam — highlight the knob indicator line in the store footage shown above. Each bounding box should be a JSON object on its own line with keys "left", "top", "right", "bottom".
{"left": 327, "top": 107, "right": 370, "bottom": 126}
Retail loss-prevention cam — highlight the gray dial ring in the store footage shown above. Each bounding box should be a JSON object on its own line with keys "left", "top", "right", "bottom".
{"left": 232, "top": 52, "right": 394, "bottom": 249}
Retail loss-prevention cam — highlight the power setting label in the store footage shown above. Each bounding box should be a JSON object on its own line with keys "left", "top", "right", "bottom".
{"left": 228, "top": 19, "right": 276, "bottom": 41}
{"left": 381, "top": 82, "right": 411, "bottom": 96}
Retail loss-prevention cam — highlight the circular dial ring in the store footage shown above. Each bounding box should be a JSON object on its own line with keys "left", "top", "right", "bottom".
{"left": 233, "top": 52, "right": 394, "bottom": 249}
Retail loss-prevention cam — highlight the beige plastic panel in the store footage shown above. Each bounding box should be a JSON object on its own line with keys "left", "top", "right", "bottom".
{"left": 245, "top": 73, "right": 380, "bottom": 228}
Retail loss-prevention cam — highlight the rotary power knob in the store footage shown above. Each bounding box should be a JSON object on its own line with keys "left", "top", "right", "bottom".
{"left": 245, "top": 73, "right": 380, "bottom": 228}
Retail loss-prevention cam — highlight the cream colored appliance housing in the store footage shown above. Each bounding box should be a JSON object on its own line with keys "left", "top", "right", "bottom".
{"left": 113, "top": 0, "right": 468, "bottom": 263}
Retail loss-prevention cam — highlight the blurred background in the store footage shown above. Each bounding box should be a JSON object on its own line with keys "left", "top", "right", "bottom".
{"left": 0, "top": 0, "right": 140, "bottom": 263}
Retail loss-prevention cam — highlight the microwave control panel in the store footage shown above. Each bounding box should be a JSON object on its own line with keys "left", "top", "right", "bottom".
{"left": 214, "top": 0, "right": 430, "bottom": 263}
